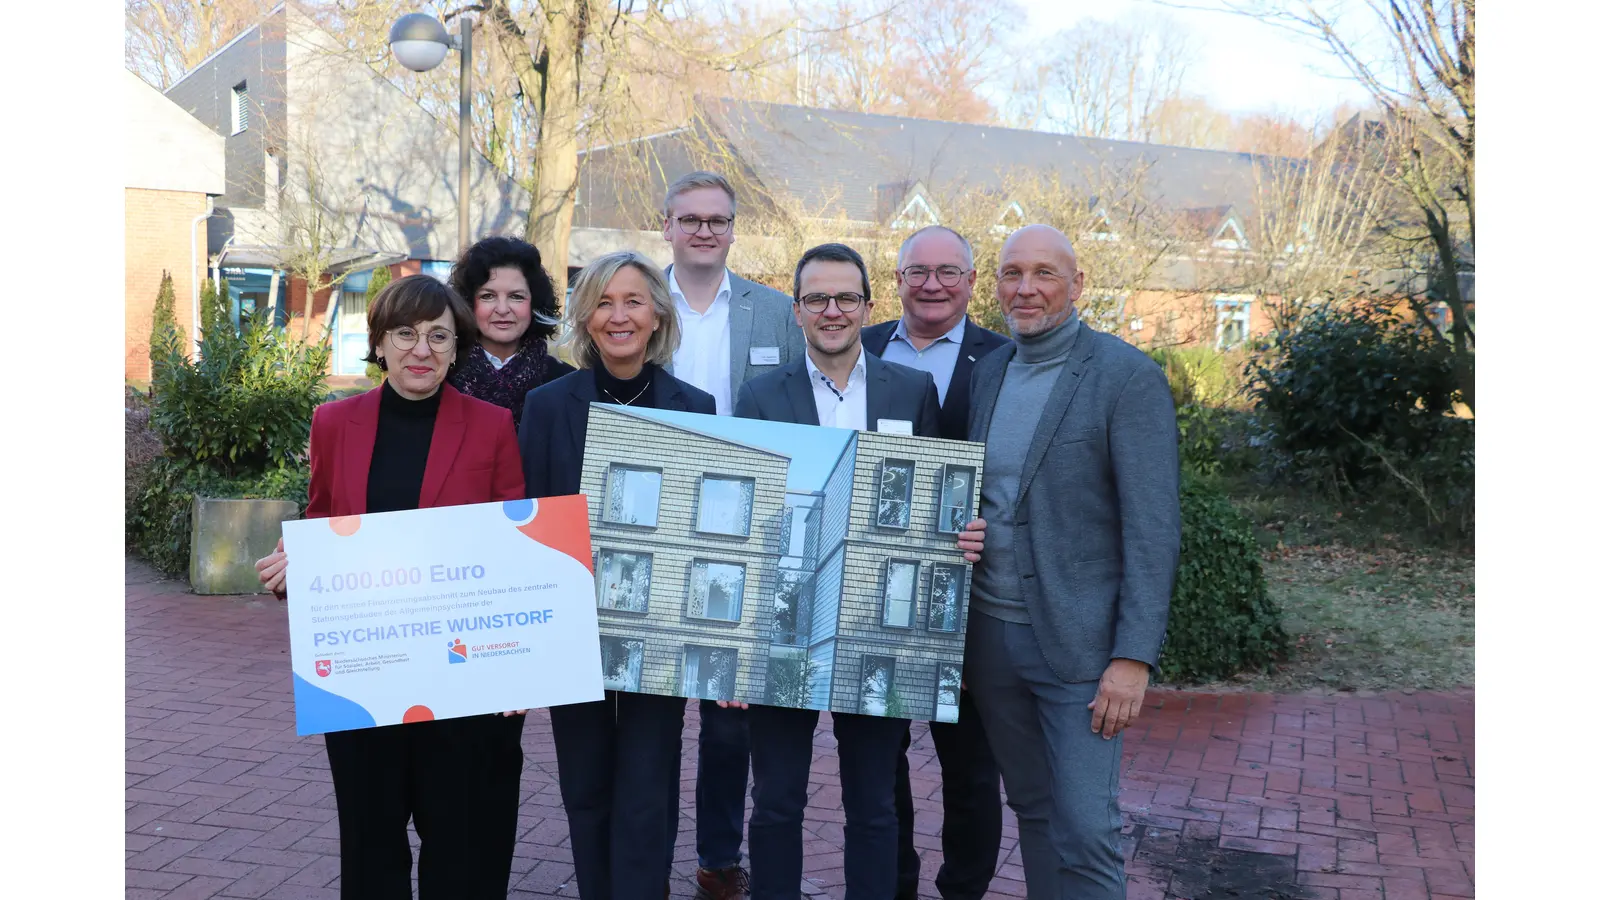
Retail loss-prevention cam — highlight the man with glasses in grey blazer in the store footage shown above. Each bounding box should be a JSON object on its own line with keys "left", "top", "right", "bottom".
{"left": 965, "top": 224, "right": 1181, "bottom": 900}
{"left": 658, "top": 170, "right": 806, "bottom": 900}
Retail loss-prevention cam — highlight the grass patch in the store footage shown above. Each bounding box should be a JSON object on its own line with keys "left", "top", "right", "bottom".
{"left": 1190, "top": 543, "right": 1473, "bottom": 693}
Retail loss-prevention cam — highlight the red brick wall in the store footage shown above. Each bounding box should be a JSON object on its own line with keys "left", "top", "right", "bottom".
{"left": 125, "top": 188, "right": 209, "bottom": 384}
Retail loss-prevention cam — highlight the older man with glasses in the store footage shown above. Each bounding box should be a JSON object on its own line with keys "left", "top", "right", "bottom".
{"left": 861, "top": 225, "right": 1009, "bottom": 900}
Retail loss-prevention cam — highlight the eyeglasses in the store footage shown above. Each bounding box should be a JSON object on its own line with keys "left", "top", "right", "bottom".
{"left": 387, "top": 327, "right": 457, "bottom": 351}
{"left": 798, "top": 292, "right": 866, "bottom": 314}
{"left": 900, "top": 265, "right": 970, "bottom": 288}
{"left": 671, "top": 215, "right": 735, "bottom": 236}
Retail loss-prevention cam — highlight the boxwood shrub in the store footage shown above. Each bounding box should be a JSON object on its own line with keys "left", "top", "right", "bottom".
{"left": 1156, "top": 475, "right": 1288, "bottom": 683}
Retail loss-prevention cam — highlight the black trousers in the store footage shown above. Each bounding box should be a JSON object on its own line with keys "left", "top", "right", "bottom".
{"left": 323, "top": 712, "right": 526, "bottom": 899}
{"left": 894, "top": 690, "right": 1004, "bottom": 900}
{"left": 549, "top": 690, "right": 687, "bottom": 900}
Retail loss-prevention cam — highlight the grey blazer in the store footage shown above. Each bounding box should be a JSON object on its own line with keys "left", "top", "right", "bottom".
{"left": 968, "top": 323, "right": 1181, "bottom": 683}
{"left": 733, "top": 351, "right": 942, "bottom": 437}
{"left": 664, "top": 266, "right": 807, "bottom": 390}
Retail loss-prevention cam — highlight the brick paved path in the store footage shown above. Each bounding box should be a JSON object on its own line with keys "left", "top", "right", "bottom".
{"left": 127, "top": 558, "right": 1473, "bottom": 899}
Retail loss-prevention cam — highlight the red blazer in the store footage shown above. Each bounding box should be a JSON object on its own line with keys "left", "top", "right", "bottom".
{"left": 306, "top": 383, "right": 525, "bottom": 519}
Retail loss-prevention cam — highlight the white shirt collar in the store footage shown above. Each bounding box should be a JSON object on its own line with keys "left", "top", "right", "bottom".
{"left": 669, "top": 267, "right": 733, "bottom": 311}
{"left": 804, "top": 344, "right": 868, "bottom": 389}
{"left": 482, "top": 347, "right": 516, "bottom": 370}
{"left": 890, "top": 314, "right": 967, "bottom": 347}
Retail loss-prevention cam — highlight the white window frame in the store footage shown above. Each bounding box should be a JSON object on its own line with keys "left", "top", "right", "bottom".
{"left": 1214, "top": 295, "right": 1252, "bottom": 350}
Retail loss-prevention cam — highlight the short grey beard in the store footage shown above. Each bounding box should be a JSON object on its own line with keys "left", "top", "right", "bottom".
{"left": 1005, "top": 305, "right": 1073, "bottom": 338}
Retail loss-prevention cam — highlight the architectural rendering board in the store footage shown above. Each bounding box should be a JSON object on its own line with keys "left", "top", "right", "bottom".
{"left": 579, "top": 404, "right": 986, "bottom": 721}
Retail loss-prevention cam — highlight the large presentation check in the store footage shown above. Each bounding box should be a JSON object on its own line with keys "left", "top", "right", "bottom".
{"left": 282, "top": 496, "right": 604, "bottom": 735}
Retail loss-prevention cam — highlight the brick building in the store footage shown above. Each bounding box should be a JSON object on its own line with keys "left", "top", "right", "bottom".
{"left": 124, "top": 70, "right": 226, "bottom": 384}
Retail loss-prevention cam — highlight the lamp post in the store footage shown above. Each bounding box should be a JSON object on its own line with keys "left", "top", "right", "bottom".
{"left": 388, "top": 12, "right": 474, "bottom": 255}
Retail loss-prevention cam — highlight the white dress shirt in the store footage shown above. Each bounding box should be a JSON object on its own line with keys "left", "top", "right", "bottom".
{"left": 669, "top": 269, "right": 734, "bottom": 415}
{"left": 804, "top": 346, "right": 869, "bottom": 431}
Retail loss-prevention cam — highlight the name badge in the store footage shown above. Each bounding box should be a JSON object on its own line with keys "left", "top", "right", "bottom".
{"left": 749, "top": 346, "right": 781, "bottom": 366}
{"left": 877, "top": 418, "right": 914, "bottom": 436}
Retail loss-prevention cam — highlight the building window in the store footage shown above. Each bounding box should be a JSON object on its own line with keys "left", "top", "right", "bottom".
{"left": 928, "top": 563, "right": 965, "bottom": 633}
{"left": 604, "top": 465, "right": 662, "bottom": 528}
{"left": 935, "top": 664, "right": 962, "bottom": 723}
{"left": 860, "top": 655, "right": 898, "bottom": 716}
{"left": 600, "top": 636, "right": 644, "bottom": 691}
{"left": 683, "top": 645, "right": 739, "bottom": 700}
{"left": 689, "top": 560, "right": 746, "bottom": 622}
{"left": 597, "top": 550, "right": 652, "bottom": 612}
{"left": 231, "top": 81, "right": 249, "bottom": 134}
{"left": 773, "top": 569, "right": 810, "bottom": 646}
{"left": 937, "top": 465, "right": 975, "bottom": 533}
{"left": 1214, "top": 297, "right": 1251, "bottom": 350}
{"left": 876, "top": 459, "right": 915, "bottom": 529}
{"left": 1130, "top": 316, "right": 1144, "bottom": 333}
{"left": 697, "top": 475, "right": 754, "bottom": 536}
{"left": 882, "top": 560, "right": 918, "bottom": 628}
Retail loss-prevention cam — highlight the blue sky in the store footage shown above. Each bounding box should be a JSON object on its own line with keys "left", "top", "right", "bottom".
{"left": 614, "top": 406, "right": 853, "bottom": 493}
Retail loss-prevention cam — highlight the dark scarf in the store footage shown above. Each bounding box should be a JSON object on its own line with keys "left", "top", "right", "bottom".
{"left": 448, "top": 339, "right": 562, "bottom": 429}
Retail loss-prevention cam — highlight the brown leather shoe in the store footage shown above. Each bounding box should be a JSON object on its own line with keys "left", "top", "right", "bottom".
{"left": 694, "top": 865, "right": 750, "bottom": 900}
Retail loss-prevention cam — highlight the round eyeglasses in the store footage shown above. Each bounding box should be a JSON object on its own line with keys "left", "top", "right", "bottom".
{"left": 798, "top": 292, "right": 866, "bottom": 314}
{"left": 387, "top": 327, "right": 457, "bottom": 352}
{"left": 900, "top": 265, "right": 970, "bottom": 288}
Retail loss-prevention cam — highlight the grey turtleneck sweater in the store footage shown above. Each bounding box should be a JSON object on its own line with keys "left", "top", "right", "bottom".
{"left": 970, "top": 312, "right": 1082, "bottom": 624}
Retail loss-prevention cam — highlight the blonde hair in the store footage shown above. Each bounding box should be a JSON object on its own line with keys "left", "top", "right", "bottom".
{"left": 559, "top": 251, "right": 681, "bottom": 371}
{"left": 664, "top": 170, "right": 737, "bottom": 217}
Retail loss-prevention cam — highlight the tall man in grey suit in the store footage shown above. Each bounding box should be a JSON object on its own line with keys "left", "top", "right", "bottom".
{"left": 659, "top": 171, "right": 807, "bottom": 900}
{"left": 965, "top": 225, "right": 1180, "bottom": 900}
{"left": 730, "top": 242, "right": 986, "bottom": 900}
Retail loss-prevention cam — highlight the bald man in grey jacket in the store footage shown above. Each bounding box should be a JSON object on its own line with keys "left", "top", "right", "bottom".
{"left": 964, "top": 225, "right": 1181, "bottom": 900}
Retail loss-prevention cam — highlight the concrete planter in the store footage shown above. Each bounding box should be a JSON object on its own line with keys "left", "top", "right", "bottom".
{"left": 189, "top": 497, "right": 300, "bottom": 595}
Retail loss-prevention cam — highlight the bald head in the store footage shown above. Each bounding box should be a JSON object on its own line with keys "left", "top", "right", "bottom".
{"left": 996, "top": 224, "right": 1085, "bottom": 337}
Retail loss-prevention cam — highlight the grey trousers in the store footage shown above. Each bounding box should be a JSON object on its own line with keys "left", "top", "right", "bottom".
{"left": 965, "top": 612, "right": 1126, "bottom": 900}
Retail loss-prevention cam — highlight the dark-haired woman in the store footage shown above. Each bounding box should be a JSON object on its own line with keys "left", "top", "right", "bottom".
{"left": 255, "top": 274, "right": 528, "bottom": 899}
{"left": 447, "top": 236, "right": 575, "bottom": 428}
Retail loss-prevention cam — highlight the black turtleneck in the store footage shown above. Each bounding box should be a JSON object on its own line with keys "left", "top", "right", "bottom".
{"left": 367, "top": 381, "right": 442, "bottom": 514}
{"left": 594, "top": 361, "right": 659, "bottom": 409}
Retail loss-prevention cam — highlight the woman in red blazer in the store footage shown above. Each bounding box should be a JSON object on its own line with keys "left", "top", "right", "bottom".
{"left": 256, "top": 275, "right": 527, "bottom": 899}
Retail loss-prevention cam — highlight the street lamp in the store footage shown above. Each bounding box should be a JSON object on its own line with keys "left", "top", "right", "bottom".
{"left": 388, "top": 12, "right": 474, "bottom": 255}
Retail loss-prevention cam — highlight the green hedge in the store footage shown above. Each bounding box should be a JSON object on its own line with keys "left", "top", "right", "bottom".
{"left": 1157, "top": 475, "right": 1287, "bottom": 682}
{"left": 127, "top": 459, "right": 310, "bottom": 577}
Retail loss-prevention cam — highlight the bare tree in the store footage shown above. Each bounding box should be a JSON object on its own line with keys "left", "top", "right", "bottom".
{"left": 1219, "top": 0, "right": 1474, "bottom": 409}
{"left": 1014, "top": 12, "right": 1198, "bottom": 143}
{"left": 126, "top": 0, "right": 280, "bottom": 89}
{"left": 1204, "top": 118, "right": 1396, "bottom": 330}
